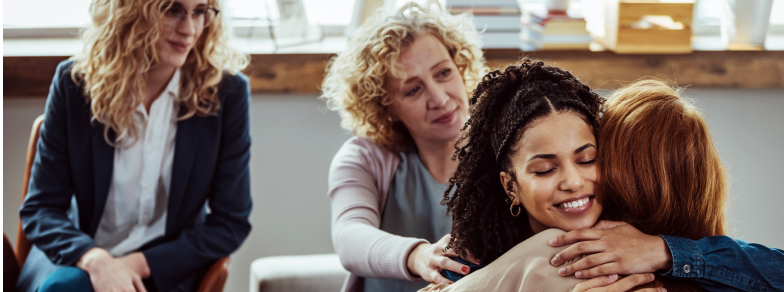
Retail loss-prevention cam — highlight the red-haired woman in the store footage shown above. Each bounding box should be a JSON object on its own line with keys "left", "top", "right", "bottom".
{"left": 422, "top": 74, "right": 784, "bottom": 291}
{"left": 549, "top": 80, "right": 784, "bottom": 291}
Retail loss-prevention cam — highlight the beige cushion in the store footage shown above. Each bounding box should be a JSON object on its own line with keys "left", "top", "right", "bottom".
{"left": 250, "top": 254, "right": 349, "bottom": 292}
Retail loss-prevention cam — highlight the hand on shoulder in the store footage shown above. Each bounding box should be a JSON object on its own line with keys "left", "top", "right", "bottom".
{"left": 407, "top": 234, "right": 479, "bottom": 285}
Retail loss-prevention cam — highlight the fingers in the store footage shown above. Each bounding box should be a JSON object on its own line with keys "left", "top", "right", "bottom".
{"left": 435, "top": 234, "right": 456, "bottom": 257}
{"left": 441, "top": 247, "right": 458, "bottom": 257}
{"left": 433, "top": 234, "right": 452, "bottom": 255}
{"left": 440, "top": 245, "right": 479, "bottom": 266}
{"left": 429, "top": 269, "right": 453, "bottom": 285}
{"left": 560, "top": 254, "right": 617, "bottom": 277}
{"left": 435, "top": 233, "right": 478, "bottom": 267}
{"left": 437, "top": 234, "right": 452, "bottom": 244}
{"left": 549, "top": 228, "right": 604, "bottom": 247}
{"left": 552, "top": 240, "right": 607, "bottom": 267}
{"left": 434, "top": 256, "right": 470, "bottom": 276}
{"left": 463, "top": 252, "right": 481, "bottom": 265}
{"left": 572, "top": 274, "right": 619, "bottom": 292}
{"left": 572, "top": 263, "right": 622, "bottom": 279}
{"left": 603, "top": 273, "right": 655, "bottom": 292}
{"left": 593, "top": 220, "right": 628, "bottom": 230}
{"left": 133, "top": 275, "right": 148, "bottom": 292}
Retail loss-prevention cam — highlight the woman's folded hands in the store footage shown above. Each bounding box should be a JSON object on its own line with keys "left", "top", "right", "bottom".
{"left": 77, "top": 247, "right": 149, "bottom": 292}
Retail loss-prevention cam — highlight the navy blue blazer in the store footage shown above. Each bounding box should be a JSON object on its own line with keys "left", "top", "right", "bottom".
{"left": 18, "top": 60, "right": 253, "bottom": 292}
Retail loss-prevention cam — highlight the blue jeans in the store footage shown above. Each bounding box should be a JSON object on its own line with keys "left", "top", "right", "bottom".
{"left": 38, "top": 267, "right": 93, "bottom": 292}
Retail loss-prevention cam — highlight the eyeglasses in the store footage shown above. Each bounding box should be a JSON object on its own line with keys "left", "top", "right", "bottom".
{"left": 162, "top": 3, "right": 220, "bottom": 28}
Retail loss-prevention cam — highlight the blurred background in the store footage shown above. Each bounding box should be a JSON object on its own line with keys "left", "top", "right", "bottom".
{"left": 4, "top": 0, "right": 783, "bottom": 291}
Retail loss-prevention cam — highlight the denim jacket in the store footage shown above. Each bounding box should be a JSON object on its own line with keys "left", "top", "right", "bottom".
{"left": 659, "top": 235, "right": 784, "bottom": 292}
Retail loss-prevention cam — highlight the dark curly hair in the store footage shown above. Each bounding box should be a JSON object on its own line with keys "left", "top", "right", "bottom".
{"left": 442, "top": 58, "right": 605, "bottom": 264}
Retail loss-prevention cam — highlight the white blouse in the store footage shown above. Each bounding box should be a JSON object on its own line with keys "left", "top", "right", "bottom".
{"left": 94, "top": 70, "right": 180, "bottom": 257}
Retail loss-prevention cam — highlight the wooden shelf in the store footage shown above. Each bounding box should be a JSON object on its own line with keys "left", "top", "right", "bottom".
{"left": 4, "top": 49, "right": 784, "bottom": 98}
{"left": 484, "top": 49, "right": 784, "bottom": 89}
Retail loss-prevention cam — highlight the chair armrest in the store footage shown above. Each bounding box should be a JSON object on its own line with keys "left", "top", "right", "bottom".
{"left": 4, "top": 233, "right": 20, "bottom": 292}
{"left": 250, "top": 254, "right": 348, "bottom": 292}
{"left": 197, "top": 256, "right": 230, "bottom": 292}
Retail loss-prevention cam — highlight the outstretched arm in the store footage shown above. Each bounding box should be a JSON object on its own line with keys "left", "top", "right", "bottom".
{"left": 329, "top": 138, "right": 427, "bottom": 281}
{"left": 329, "top": 138, "right": 474, "bottom": 285}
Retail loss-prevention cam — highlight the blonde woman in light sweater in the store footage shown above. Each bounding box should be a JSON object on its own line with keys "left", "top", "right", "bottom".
{"left": 321, "top": 2, "right": 489, "bottom": 291}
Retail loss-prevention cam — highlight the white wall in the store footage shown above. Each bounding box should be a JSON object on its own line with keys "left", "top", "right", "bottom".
{"left": 3, "top": 89, "right": 783, "bottom": 291}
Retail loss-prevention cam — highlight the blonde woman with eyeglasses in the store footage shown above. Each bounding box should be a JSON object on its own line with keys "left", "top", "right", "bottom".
{"left": 17, "top": 0, "right": 251, "bottom": 291}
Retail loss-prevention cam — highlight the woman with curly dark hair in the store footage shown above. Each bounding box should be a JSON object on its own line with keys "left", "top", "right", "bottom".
{"left": 420, "top": 65, "right": 784, "bottom": 291}
{"left": 419, "top": 58, "right": 659, "bottom": 292}
{"left": 445, "top": 58, "right": 605, "bottom": 266}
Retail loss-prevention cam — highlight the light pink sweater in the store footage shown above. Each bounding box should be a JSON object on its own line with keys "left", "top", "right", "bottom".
{"left": 328, "top": 137, "right": 429, "bottom": 292}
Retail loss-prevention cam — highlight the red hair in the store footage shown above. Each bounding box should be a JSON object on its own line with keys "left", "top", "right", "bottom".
{"left": 598, "top": 79, "right": 728, "bottom": 291}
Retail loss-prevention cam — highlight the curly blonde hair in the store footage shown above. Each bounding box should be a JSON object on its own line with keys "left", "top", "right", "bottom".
{"left": 321, "top": 2, "right": 488, "bottom": 151}
{"left": 71, "top": 0, "right": 249, "bottom": 145}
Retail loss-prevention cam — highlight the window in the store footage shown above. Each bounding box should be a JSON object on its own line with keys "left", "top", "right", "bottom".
{"left": 3, "top": 0, "right": 91, "bottom": 28}
{"left": 3, "top": 0, "right": 782, "bottom": 39}
{"left": 3, "top": 0, "right": 90, "bottom": 38}
{"left": 3, "top": 0, "right": 354, "bottom": 38}
{"left": 228, "top": 0, "right": 355, "bottom": 26}
{"left": 693, "top": 0, "right": 783, "bottom": 35}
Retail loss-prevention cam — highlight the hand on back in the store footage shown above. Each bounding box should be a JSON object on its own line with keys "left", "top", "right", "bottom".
{"left": 407, "top": 234, "right": 480, "bottom": 285}
{"left": 549, "top": 221, "right": 673, "bottom": 280}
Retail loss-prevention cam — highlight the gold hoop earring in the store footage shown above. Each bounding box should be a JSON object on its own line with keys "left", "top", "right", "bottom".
{"left": 510, "top": 203, "right": 521, "bottom": 217}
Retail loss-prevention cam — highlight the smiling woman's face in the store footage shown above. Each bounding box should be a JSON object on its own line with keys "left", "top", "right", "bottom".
{"left": 156, "top": 0, "right": 209, "bottom": 69}
{"left": 501, "top": 111, "right": 602, "bottom": 234}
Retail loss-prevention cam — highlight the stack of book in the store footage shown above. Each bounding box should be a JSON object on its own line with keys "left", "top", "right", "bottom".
{"left": 447, "top": 0, "right": 523, "bottom": 49}
{"left": 520, "top": 8, "right": 592, "bottom": 50}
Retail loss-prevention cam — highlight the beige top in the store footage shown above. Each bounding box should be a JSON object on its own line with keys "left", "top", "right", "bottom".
{"left": 419, "top": 228, "right": 585, "bottom": 292}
